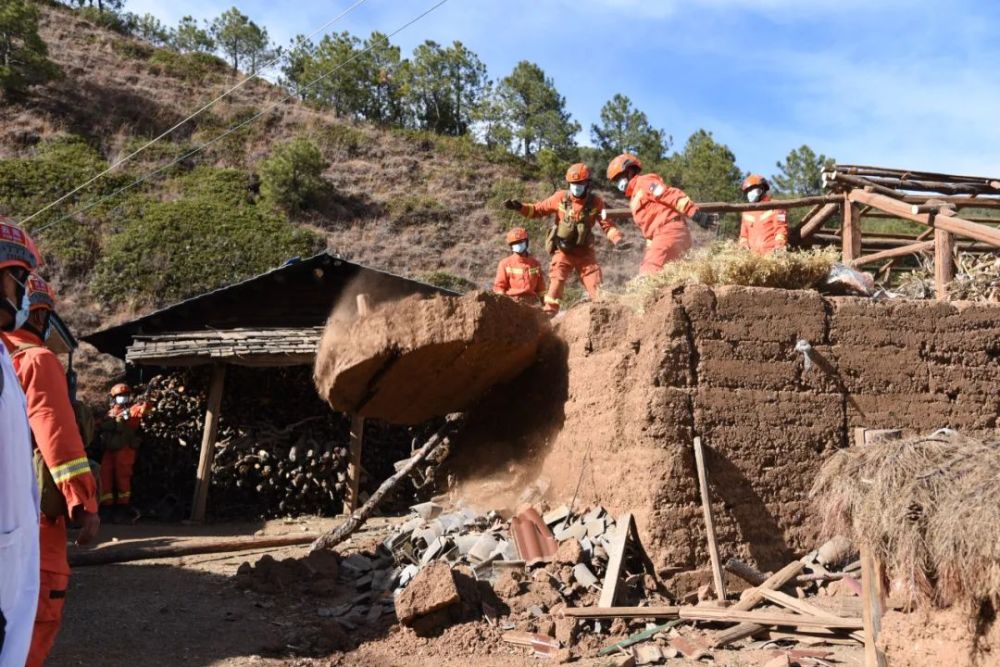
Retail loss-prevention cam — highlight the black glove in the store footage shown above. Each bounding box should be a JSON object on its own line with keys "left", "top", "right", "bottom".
{"left": 614, "top": 240, "right": 634, "bottom": 252}
{"left": 692, "top": 211, "right": 719, "bottom": 230}
{"left": 503, "top": 199, "right": 522, "bottom": 211}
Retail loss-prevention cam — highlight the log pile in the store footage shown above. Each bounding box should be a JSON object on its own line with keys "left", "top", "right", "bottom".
{"left": 131, "top": 367, "right": 426, "bottom": 519}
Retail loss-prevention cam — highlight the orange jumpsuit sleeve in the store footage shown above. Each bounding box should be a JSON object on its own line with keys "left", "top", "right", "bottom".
{"left": 591, "top": 195, "right": 623, "bottom": 244}
{"left": 128, "top": 402, "right": 149, "bottom": 427}
{"left": 647, "top": 175, "right": 700, "bottom": 218}
{"left": 17, "top": 350, "right": 98, "bottom": 516}
{"left": 773, "top": 208, "right": 789, "bottom": 248}
{"left": 521, "top": 191, "right": 565, "bottom": 219}
{"left": 493, "top": 257, "right": 511, "bottom": 294}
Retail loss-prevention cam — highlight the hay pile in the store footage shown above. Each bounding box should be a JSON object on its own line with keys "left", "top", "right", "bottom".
{"left": 896, "top": 251, "right": 1000, "bottom": 301}
{"left": 811, "top": 431, "right": 1000, "bottom": 607}
{"left": 625, "top": 242, "right": 839, "bottom": 301}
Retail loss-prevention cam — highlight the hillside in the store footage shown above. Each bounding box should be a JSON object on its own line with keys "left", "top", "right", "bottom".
{"left": 1, "top": 4, "right": 648, "bottom": 327}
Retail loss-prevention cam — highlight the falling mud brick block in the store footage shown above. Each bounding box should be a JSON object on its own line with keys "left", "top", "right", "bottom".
{"left": 314, "top": 291, "right": 546, "bottom": 425}
{"left": 395, "top": 561, "right": 460, "bottom": 630}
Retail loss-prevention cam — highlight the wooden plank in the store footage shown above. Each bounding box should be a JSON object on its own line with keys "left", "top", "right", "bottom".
{"left": 849, "top": 240, "right": 935, "bottom": 267}
{"left": 70, "top": 533, "right": 317, "bottom": 567}
{"left": 759, "top": 589, "right": 865, "bottom": 643}
{"left": 797, "top": 203, "right": 840, "bottom": 240}
{"left": 848, "top": 189, "right": 1000, "bottom": 247}
{"left": 842, "top": 196, "right": 862, "bottom": 261}
{"left": 190, "top": 362, "right": 227, "bottom": 522}
{"left": 693, "top": 437, "right": 727, "bottom": 601}
{"left": 603, "top": 195, "right": 839, "bottom": 221}
{"left": 710, "top": 560, "right": 805, "bottom": 647}
{"left": 855, "top": 427, "right": 891, "bottom": 667}
{"left": 561, "top": 606, "right": 862, "bottom": 630}
{"left": 935, "top": 229, "right": 955, "bottom": 300}
{"left": 598, "top": 512, "right": 633, "bottom": 608}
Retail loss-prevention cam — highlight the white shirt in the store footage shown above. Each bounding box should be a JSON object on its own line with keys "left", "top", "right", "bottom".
{"left": 0, "top": 344, "right": 39, "bottom": 667}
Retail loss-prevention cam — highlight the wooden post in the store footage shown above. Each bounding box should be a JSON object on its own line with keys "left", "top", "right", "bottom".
{"left": 934, "top": 229, "right": 955, "bottom": 301}
{"left": 693, "top": 437, "right": 727, "bottom": 602}
{"left": 842, "top": 196, "right": 862, "bottom": 261}
{"left": 855, "top": 427, "right": 899, "bottom": 667}
{"left": 190, "top": 362, "right": 226, "bottom": 523}
{"left": 344, "top": 294, "right": 370, "bottom": 514}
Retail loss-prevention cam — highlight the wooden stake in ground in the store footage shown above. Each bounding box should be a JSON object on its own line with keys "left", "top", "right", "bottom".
{"left": 311, "top": 413, "right": 465, "bottom": 552}
{"left": 190, "top": 362, "right": 227, "bottom": 523}
{"left": 598, "top": 512, "right": 659, "bottom": 608}
{"left": 935, "top": 229, "right": 955, "bottom": 300}
{"left": 855, "top": 427, "right": 899, "bottom": 667}
{"left": 693, "top": 437, "right": 727, "bottom": 602}
{"left": 344, "top": 294, "right": 371, "bottom": 514}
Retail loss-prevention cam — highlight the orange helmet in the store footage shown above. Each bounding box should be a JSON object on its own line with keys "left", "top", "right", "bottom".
{"left": 606, "top": 153, "right": 642, "bottom": 181}
{"left": 565, "top": 163, "right": 591, "bottom": 183}
{"left": 505, "top": 227, "right": 529, "bottom": 245}
{"left": 26, "top": 274, "right": 55, "bottom": 312}
{"left": 0, "top": 218, "right": 42, "bottom": 273}
{"left": 110, "top": 383, "right": 132, "bottom": 397}
{"left": 741, "top": 174, "right": 770, "bottom": 193}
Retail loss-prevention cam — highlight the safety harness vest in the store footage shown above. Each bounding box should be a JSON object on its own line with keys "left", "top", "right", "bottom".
{"left": 547, "top": 192, "right": 600, "bottom": 253}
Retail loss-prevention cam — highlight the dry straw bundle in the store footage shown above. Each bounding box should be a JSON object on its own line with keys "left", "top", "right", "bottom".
{"left": 897, "top": 251, "right": 1000, "bottom": 302}
{"left": 625, "top": 241, "right": 839, "bottom": 302}
{"left": 811, "top": 431, "right": 1000, "bottom": 607}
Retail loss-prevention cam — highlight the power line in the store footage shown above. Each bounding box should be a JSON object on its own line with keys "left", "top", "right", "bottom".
{"left": 20, "top": 0, "right": 372, "bottom": 226}
{"left": 32, "top": 0, "right": 451, "bottom": 237}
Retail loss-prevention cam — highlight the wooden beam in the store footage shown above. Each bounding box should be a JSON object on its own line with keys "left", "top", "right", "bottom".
{"left": 825, "top": 172, "right": 903, "bottom": 199}
{"left": 848, "top": 189, "right": 1000, "bottom": 247}
{"left": 190, "top": 362, "right": 227, "bottom": 523}
{"left": 849, "top": 241, "right": 935, "bottom": 267}
{"left": 935, "top": 229, "right": 955, "bottom": 301}
{"left": 797, "top": 202, "right": 840, "bottom": 240}
{"left": 711, "top": 560, "right": 805, "bottom": 647}
{"left": 836, "top": 164, "right": 1000, "bottom": 185}
{"left": 603, "top": 195, "right": 839, "bottom": 221}
{"left": 561, "top": 606, "right": 862, "bottom": 630}
{"left": 693, "top": 437, "right": 727, "bottom": 601}
{"left": 70, "top": 533, "right": 317, "bottom": 567}
{"left": 842, "top": 196, "right": 862, "bottom": 261}
{"left": 344, "top": 294, "right": 371, "bottom": 514}
{"left": 758, "top": 589, "right": 865, "bottom": 643}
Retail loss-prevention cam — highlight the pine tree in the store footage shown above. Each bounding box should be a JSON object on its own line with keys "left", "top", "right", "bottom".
{"left": 772, "top": 145, "right": 834, "bottom": 195}
{"left": 591, "top": 93, "right": 669, "bottom": 164}
{"left": 495, "top": 61, "right": 579, "bottom": 158}
{"left": 0, "top": 0, "right": 59, "bottom": 97}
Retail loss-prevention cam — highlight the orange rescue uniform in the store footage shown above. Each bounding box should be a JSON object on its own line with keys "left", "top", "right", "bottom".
{"left": 520, "top": 191, "right": 623, "bottom": 313}
{"left": 739, "top": 197, "right": 788, "bottom": 254}
{"left": 2, "top": 329, "right": 98, "bottom": 667}
{"left": 99, "top": 402, "right": 146, "bottom": 507}
{"left": 625, "top": 173, "right": 698, "bottom": 274}
{"left": 493, "top": 252, "right": 546, "bottom": 305}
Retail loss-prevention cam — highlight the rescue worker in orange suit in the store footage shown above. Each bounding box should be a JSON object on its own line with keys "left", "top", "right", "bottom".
{"left": 2, "top": 274, "right": 100, "bottom": 667}
{"left": 606, "top": 153, "right": 717, "bottom": 275}
{"left": 739, "top": 174, "right": 788, "bottom": 254}
{"left": 98, "top": 383, "right": 148, "bottom": 522}
{"left": 493, "top": 227, "right": 546, "bottom": 306}
{"left": 503, "top": 163, "right": 624, "bottom": 314}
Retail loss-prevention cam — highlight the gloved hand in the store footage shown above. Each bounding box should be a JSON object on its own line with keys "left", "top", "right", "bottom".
{"left": 503, "top": 199, "right": 522, "bottom": 211}
{"left": 692, "top": 211, "right": 719, "bottom": 230}
{"left": 72, "top": 508, "right": 100, "bottom": 546}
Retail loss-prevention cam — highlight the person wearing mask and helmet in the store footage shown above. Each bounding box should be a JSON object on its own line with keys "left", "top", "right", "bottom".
{"left": 493, "top": 227, "right": 546, "bottom": 307}
{"left": 0, "top": 219, "right": 42, "bottom": 667}
{"left": 739, "top": 175, "right": 788, "bottom": 255}
{"left": 98, "top": 383, "right": 149, "bottom": 523}
{"left": 3, "top": 274, "right": 100, "bottom": 667}
{"left": 503, "top": 163, "right": 624, "bottom": 315}
{"left": 606, "top": 153, "right": 717, "bottom": 275}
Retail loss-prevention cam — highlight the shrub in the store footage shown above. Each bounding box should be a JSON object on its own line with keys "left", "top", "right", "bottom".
{"left": 486, "top": 177, "right": 550, "bottom": 240}
{"left": 111, "top": 38, "right": 153, "bottom": 61}
{"left": 147, "top": 49, "right": 227, "bottom": 81}
{"left": 168, "top": 166, "right": 253, "bottom": 207}
{"left": 421, "top": 271, "right": 476, "bottom": 293}
{"left": 386, "top": 194, "right": 450, "bottom": 227}
{"left": 259, "top": 138, "right": 328, "bottom": 213}
{"left": 92, "top": 196, "right": 322, "bottom": 306}
{"left": 318, "top": 124, "right": 373, "bottom": 158}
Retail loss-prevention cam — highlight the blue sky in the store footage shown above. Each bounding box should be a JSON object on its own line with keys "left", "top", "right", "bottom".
{"left": 128, "top": 0, "right": 1000, "bottom": 178}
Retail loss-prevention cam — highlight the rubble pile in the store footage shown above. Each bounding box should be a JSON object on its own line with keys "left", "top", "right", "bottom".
{"left": 131, "top": 369, "right": 422, "bottom": 519}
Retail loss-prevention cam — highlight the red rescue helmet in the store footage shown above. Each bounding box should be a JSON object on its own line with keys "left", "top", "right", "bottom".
{"left": 26, "top": 274, "right": 55, "bottom": 312}
{"left": 565, "top": 163, "right": 591, "bottom": 183}
{"left": 110, "top": 383, "right": 132, "bottom": 397}
{"left": 741, "top": 174, "right": 770, "bottom": 193}
{"left": 0, "top": 218, "right": 42, "bottom": 273}
{"left": 505, "top": 227, "right": 529, "bottom": 245}
{"left": 606, "top": 153, "right": 642, "bottom": 182}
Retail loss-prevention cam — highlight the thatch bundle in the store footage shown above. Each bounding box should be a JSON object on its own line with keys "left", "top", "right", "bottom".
{"left": 626, "top": 241, "right": 839, "bottom": 301}
{"left": 896, "top": 251, "right": 1000, "bottom": 302}
{"left": 811, "top": 431, "right": 1000, "bottom": 607}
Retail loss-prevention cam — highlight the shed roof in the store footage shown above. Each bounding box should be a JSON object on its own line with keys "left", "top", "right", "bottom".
{"left": 126, "top": 327, "right": 323, "bottom": 368}
{"left": 83, "top": 253, "right": 453, "bottom": 359}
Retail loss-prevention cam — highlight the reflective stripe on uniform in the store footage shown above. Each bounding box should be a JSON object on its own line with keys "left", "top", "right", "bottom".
{"left": 100, "top": 492, "right": 115, "bottom": 502}
{"left": 646, "top": 238, "right": 653, "bottom": 247}
{"left": 675, "top": 196, "right": 691, "bottom": 212}
{"left": 49, "top": 456, "right": 91, "bottom": 484}
{"left": 543, "top": 296, "right": 561, "bottom": 305}
{"left": 505, "top": 267, "right": 525, "bottom": 275}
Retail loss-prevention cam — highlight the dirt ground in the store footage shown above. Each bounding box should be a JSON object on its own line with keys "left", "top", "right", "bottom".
{"left": 48, "top": 517, "right": 865, "bottom": 667}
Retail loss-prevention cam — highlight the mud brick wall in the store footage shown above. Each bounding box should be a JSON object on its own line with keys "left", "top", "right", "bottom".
{"left": 539, "top": 285, "right": 1000, "bottom": 570}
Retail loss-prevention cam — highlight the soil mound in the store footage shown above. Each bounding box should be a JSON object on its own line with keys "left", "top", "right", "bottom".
{"left": 314, "top": 291, "right": 547, "bottom": 425}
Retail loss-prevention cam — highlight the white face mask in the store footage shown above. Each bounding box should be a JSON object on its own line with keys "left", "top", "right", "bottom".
{"left": 115, "top": 395, "right": 129, "bottom": 406}
{"left": 511, "top": 241, "right": 528, "bottom": 254}
{"left": 568, "top": 182, "right": 587, "bottom": 198}
{"left": 616, "top": 176, "right": 630, "bottom": 193}
{"left": 747, "top": 188, "right": 762, "bottom": 203}
{"left": 7, "top": 274, "right": 31, "bottom": 330}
